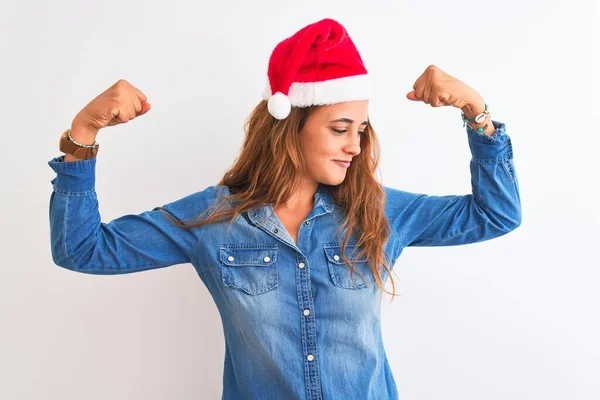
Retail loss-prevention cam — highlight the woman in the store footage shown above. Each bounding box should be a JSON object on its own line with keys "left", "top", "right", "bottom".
{"left": 48, "top": 18, "right": 521, "bottom": 400}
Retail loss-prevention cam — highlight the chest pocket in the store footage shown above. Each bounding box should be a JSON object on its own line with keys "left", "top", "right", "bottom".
{"left": 218, "top": 244, "right": 278, "bottom": 295}
{"left": 323, "top": 244, "right": 375, "bottom": 289}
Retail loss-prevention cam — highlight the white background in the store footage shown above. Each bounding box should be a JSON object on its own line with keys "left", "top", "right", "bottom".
{"left": 1, "top": 0, "right": 598, "bottom": 399}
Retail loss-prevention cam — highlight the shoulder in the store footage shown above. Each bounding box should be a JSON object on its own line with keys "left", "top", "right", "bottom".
{"left": 382, "top": 185, "right": 426, "bottom": 212}
{"left": 157, "top": 185, "right": 229, "bottom": 221}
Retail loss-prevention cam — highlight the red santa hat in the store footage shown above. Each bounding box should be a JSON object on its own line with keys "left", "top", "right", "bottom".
{"left": 262, "top": 18, "right": 372, "bottom": 120}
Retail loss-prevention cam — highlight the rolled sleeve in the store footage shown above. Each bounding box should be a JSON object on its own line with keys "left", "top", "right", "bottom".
{"left": 47, "top": 155, "right": 96, "bottom": 195}
{"left": 466, "top": 120, "right": 512, "bottom": 161}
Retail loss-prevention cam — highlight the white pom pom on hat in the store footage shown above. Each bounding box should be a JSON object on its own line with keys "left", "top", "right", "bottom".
{"left": 261, "top": 18, "right": 372, "bottom": 120}
{"left": 267, "top": 92, "right": 292, "bottom": 120}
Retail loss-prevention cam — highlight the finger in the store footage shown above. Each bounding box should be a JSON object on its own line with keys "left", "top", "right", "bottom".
{"left": 412, "top": 71, "right": 424, "bottom": 91}
{"left": 107, "top": 106, "right": 118, "bottom": 126}
{"left": 438, "top": 92, "right": 451, "bottom": 106}
{"left": 412, "top": 71, "right": 427, "bottom": 101}
{"left": 431, "top": 88, "right": 446, "bottom": 107}
{"left": 422, "top": 71, "right": 432, "bottom": 104}
{"left": 131, "top": 86, "right": 148, "bottom": 103}
{"left": 447, "top": 94, "right": 464, "bottom": 108}
{"left": 132, "top": 97, "right": 143, "bottom": 116}
{"left": 138, "top": 101, "right": 151, "bottom": 115}
{"left": 114, "top": 106, "right": 129, "bottom": 123}
{"left": 425, "top": 85, "right": 434, "bottom": 105}
{"left": 429, "top": 88, "right": 440, "bottom": 107}
{"left": 126, "top": 100, "right": 136, "bottom": 120}
{"left": 415, "top": 75, "right": 427, "bottom": 102}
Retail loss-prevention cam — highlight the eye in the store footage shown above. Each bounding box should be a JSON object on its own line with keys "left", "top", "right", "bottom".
{"left": 331, "top": 128, "right": 366, "bottom": 136}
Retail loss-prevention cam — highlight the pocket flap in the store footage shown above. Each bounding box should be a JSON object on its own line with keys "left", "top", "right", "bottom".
{"left": 219, "top": 245, "right": 277, "bottom": 267}
{"left": 323, "top": 244, "right": 368, "bottom": 264}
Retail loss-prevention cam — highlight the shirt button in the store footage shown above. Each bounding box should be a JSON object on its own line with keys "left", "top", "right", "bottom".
{"left": 303, "top": 309, "right": 310, "bottom": 316}
{"left": 304, "top": 221, "right": 310, "bottom": 226}
{"left": 333, "top": 255, "right": 340, "bottom": 261}
{"left": 263, "top": 256, "right": 271, "bottom": 262}
{"left": 273, "top": 228, "right": 279, "bottom": 234}
{"left": 298, "top": 262, "right": 305, "bottom": 269}
{"left": 228, "top": 256, "right": 234, "bottom": 262}
{"left": 307, "top": 354, "right": 315, "bottom": 361}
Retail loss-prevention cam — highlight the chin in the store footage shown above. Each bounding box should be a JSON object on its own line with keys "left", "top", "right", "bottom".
{"left": 323, "top": 175, "right": 346, "bottom": 186}
{"left": 311, "top": 169, "right": 347, "bottom": 186}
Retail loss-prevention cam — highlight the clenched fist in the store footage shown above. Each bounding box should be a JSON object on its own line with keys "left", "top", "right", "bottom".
{"left": 71, "top": 79, "right": 151, "bottom": 140}
{"left": 406, "top": 65, "right": 482, "bottom": 110}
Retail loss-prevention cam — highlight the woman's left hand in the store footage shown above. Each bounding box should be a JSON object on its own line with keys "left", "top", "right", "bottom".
{"left": 406, "top": 65, "right": 483, "bottom": 110}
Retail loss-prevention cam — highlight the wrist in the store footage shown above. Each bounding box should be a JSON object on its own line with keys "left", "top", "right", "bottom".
{"left": 461, "top": 96, "right": 485, "bottom": 119}
{"left": 460, "top": 97, "right": 496, "bottom": 136}
{"left": 70, "top": 119, "right": 98, "bottom": 145}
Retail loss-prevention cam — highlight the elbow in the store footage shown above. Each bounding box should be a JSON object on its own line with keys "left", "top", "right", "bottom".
{"left": 512, "top": 210, "right": 522, "bottom": 231}
{"left": 50, "top": 249, "right": 75, "bottom": 271}
{"left": 482, "top": 201, "right": 521, "bottom": 234}
{"left": 51, "top": 254, "right": 97, "bottom": 274}
{"left": 50, "top": 238, "right": 71, "bottom": 270}
{"left": 50, "top": 241, "right": 89, "bottom": 272}
{"left": 49, "top": 229, "right": 98, "bottom": 272}
{"left": 499, "top": 206, "right": 522, "bottom": 233}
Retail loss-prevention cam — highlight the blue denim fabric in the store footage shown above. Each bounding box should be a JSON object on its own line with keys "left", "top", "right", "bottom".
{"left": 47, "top": 120, "right": 521, "bottom": 399}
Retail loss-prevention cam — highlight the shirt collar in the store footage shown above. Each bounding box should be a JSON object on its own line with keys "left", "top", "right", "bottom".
{"left": 245, "top": 183, "right": 336, "bottom": 225}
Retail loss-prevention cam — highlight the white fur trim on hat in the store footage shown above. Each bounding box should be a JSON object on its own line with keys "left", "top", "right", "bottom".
{"left": 262, "top": 74, "right": 372, "bottom": 112}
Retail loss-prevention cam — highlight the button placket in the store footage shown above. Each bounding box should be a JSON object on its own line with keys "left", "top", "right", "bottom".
{"left": 294, "top": 249, "right": 322, "bottom": 398}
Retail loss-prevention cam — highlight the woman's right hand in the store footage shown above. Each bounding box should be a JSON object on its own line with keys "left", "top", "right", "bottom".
{"left": 71, "top": 79, "right": 151, "bottom": 140}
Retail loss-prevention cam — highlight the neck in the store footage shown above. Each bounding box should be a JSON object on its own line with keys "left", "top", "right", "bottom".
{"left": 276, "top": 181, "right": 319, "bottom": 211}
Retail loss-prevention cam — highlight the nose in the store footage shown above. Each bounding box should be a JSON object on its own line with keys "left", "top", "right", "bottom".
{"left": 344, "top": 132, "right": 362, "bottom": 157}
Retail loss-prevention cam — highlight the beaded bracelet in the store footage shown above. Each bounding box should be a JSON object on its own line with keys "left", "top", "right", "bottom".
{"left": 461, "top": 103, "right": 489, "bottom": 124}
{"left": 67, "top": 128, "right": 98, "bottom": 148}
{"left": 463, "top": 113, "right": 491, "bottom": 133}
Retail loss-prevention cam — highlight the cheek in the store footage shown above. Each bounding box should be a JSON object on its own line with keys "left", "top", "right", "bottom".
{"left": 300, "top": 130, "right": 331, "bottom": 160}
{"left": 306, "top": 142, "right": 334, "bottom": 167}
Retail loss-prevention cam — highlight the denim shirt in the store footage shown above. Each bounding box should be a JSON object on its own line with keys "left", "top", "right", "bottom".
{"left": 47, "top": 120, "right": 521, "bottom": 400}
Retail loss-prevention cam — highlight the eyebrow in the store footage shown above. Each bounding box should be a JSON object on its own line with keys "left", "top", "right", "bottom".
{"left": 330, "top": 118, "right": 369, "bottom": 126}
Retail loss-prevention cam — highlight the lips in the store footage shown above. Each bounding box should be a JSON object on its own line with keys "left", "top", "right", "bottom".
{"left": 333, "top": 160, "right": 351, "bottom": 168}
